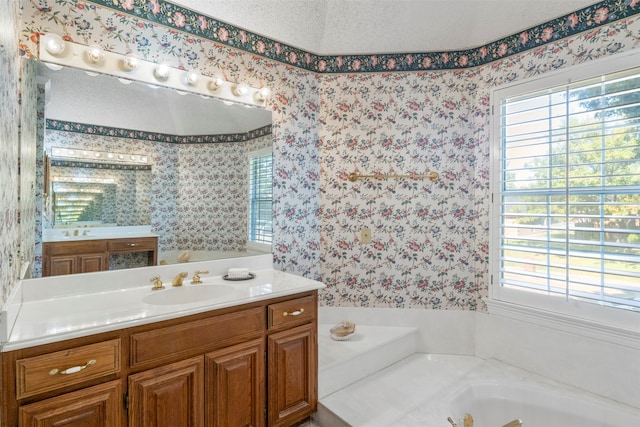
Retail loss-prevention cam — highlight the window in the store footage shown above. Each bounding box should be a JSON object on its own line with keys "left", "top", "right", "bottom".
{"left": 492, "top": 55, "right": 640, "bottom": 313}
{"left": 248, "top": 149, "right": 273, "bottom": 245}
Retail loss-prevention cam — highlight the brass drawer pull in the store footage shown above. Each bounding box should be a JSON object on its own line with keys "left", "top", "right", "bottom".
{"left": 49, "top": 359, "right": 97, "bottom": 376}
{"left": 127, "top": 243, "right": 138, "bottom": 247}
{"left": 283, "top": 308, "right": 304, "bottom": 317}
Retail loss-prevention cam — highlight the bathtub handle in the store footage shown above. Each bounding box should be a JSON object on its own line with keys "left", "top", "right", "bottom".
{"left": 283, "top": 308, "right": 304, "bottom": 317}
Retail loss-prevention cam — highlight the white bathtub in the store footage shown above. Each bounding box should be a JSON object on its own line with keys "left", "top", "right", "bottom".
{"left": 397, "top": 358, "right": 640, "bottom": 427}
{"left": 158, "top": 249, "right": 269, "bottom": 264}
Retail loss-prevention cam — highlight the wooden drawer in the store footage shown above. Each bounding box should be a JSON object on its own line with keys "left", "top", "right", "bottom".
{"left": 16, "top": 339, "right": 121, "bottom": 399}
{"left": 44, "top": 240, "right": 108, "bottom": 256}
{"left": 268, "top": 295, "right": 316, "bottom": 330}
{"left": 108, "top": 237, "right": 157, "bottom": 252}
{"left": 130, "top": 307, "right": 264, "bottom": 368}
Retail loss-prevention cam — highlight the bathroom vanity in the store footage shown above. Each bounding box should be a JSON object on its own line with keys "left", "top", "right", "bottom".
{"left": 0, "top": 259, "right": 323, "bottom": 427}
{"left": 42, "top": 236, "right": 158, "bottom": 276}
{"left": 41, "top": 227, "right": 158, "bottom": 277}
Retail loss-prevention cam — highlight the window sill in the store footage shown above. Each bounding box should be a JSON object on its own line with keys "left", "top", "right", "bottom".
{"left": 484, "top": 298, "right": 640, "bottom": 350}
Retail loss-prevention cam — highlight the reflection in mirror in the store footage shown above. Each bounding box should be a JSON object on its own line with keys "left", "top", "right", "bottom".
{"left": 50, "top": 156, "right": 152, "bottom": 228}
{"left": 33, "top": 63, "right": 273, "bottom": 277}
{"left": 53, "top": 180, "right": 117, "bottom": 226}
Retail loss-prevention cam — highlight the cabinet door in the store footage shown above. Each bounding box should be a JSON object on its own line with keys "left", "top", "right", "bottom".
{"left": 49, "top": 255, "right": 76, "bottom": 276}
{"left": 78, "top": 253, "right": 107, "bottom": 274}
{"left": 19, "top": 380, "right": 122, "bottom": 427}
{"left": 267, "top": 324, "right": 317, "bottom": 427}
{"left": 128, "top": 356, "right": 204, "bottom": 427}
{"left": 206, "top": 339, "right": 265, "bottom": 427}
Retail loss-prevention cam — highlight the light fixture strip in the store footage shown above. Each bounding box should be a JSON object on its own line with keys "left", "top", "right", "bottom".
{"left": 39, "top": 34, "right": 270, "bottom": 107}
{"left": 50, "top": 147, "right": 148, "bottom": 164}
{"left": 51, "top": 176, "right": 117, "bottom": 184}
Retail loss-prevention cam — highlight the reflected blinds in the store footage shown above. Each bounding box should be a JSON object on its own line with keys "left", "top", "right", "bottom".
{"left": 248, "top": 152, "right": 273, "bottom": 244}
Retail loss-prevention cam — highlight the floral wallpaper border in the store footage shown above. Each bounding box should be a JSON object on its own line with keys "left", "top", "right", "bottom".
{"left": 47, "top": 119, "right": 272, "bottom": 144}
{"left": 50, "top": 159, "right": 152, "bottom": 170}
{"left": 88, "top": 0, "right": 640, "bottom": 73}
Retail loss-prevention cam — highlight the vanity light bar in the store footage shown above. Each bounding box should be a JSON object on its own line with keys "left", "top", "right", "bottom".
{"left": 39, "top": 34, "right": 271, "bottom": 107}
{"left": 51, "top": 176, "right": 116, "bottom": 185}
{"left": 51, "top": 147, "right": 148, "bottom": 164}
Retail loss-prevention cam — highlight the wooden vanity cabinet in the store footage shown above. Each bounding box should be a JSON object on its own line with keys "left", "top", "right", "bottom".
{"left": 128, "top": 357, "right": 205, "bottom": 427}
{"left": 43, "top": 240, "right": 108, "bottom": 276}
{"left": 1, "top": 290, "right": 318, "bottom": 427}
{"left": 267, "top": 296, "right": 318, "bottom": 427}
{"left": 206, "top": 339, "right": 265, "bottom": 427}
{"left": 42, "top": 236, "right": 158, "bottom": 277}
{"left": 18, "top": 380, "right": 123, "bottom": 427}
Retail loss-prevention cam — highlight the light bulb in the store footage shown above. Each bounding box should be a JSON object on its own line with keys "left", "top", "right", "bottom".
{"left": 44, "top": 35, "right": 66, "bottom": 55}
{"left": 122, "top": 56, "right": 138, "bottom": 71}
{"left": 154, "top": 64, "right": 170, "bottom": 80}
{"left": 255, "top": 86, "right": 272, "bottom": 101}
{"left": 233, "top": 82, "right": 249, "bottom": 96}
{"left": 208, "top": 76, "right": 224, "bottom": 91}
{"left": 186, "top": 70, "right": 199, "bottom": 85}
{"left": 86, "top": 46, "right": 104, "bottom": 64}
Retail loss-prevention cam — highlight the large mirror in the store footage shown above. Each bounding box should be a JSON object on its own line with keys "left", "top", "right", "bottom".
{"left": 35, "top": 63, "right": 273, "bottom": 275}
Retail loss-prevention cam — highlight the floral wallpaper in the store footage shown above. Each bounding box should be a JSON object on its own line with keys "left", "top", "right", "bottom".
{"left": 19, "top": 58, "right": 38, "bottom": 279}
{"left": 1, "top": 0, "right": 21, "bottom": 303}
{"left": 319, "top": 69, "right": 488, "bottom": 309}
{"left": 3, "top": 0, "right": 637, "bottom": 310}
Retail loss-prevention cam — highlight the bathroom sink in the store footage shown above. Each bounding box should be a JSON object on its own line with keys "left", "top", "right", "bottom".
{"left": 142, "top": 284, "right": 235, "bottom": 305}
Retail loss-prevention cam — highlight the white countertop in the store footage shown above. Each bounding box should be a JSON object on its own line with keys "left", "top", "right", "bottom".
{"left": 43, "top": 225, "right": 157, "bottom": 243}
{"left": 2, "top": 256, "right": 325, "bottom": 351}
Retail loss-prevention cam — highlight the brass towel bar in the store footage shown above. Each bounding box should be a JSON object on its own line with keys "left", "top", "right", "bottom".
{"left": 347, "top": 171, "right": 439, "bottom": 183}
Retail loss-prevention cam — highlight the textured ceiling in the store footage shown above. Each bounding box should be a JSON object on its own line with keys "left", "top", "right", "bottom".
{"left": 171, "top": 0, "right": 600, "bottom": 54}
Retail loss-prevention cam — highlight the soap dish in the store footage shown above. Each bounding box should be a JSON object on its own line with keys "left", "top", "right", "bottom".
{"left": 330, "top": 321, "right": 356, "bottom": 341}
{"left": 223, "top": 272, "right": 256, "bottom": 281}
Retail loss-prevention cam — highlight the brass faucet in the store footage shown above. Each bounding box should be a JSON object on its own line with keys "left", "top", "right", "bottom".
{"left": 191, "top": 270, "right": 209, "bottom": 284}
{"left": 150, "top": 275, "right": 164, "bottom": 290}
{"left": 172, "top": 272, "right": 188, "bottom": 286}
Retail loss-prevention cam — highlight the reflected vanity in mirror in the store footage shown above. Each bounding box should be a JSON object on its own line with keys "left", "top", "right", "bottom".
{"left": 35, "top": 62, "right": 273, "bottom": 277}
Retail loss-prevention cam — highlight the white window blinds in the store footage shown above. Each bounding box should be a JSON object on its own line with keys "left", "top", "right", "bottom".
{"left": 497, "top": 66, "right": 640, "bottom": 311}
{"left": 248, "top": 152, "right": 273, "bottom": 244}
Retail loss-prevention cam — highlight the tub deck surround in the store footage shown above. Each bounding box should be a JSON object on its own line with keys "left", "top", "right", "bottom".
{"left": 2, "top": 254, "right": 325, "bottom": 351}
{"left": 319, "top": 352, "right": 640, "bottom": 427}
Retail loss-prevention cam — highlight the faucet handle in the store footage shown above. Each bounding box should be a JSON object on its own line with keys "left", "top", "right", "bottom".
{"left": 150, "top": 275, "right": 164, "bottom": 290}
{"left": 191, "top": 270, "right": 209, "bottom": 284}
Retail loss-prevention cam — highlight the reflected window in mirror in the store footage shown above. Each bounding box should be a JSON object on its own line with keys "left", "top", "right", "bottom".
{"left": 248, "top": 148, "right": 273, "bottom": 247}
